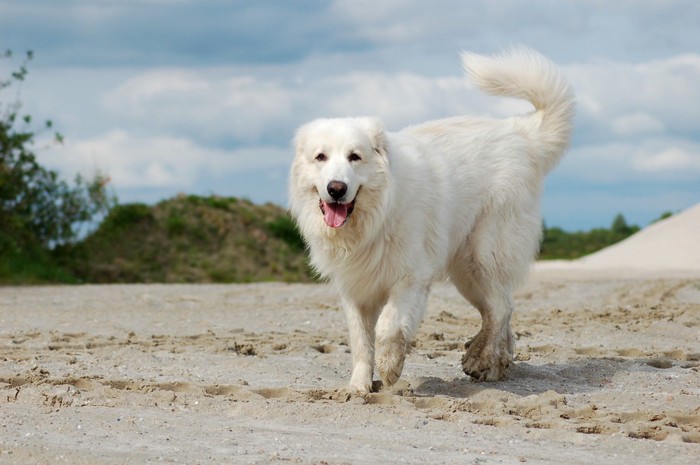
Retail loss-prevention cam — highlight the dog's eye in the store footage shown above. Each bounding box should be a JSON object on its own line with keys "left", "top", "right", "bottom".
{"left": 315, "top": 153, "right": 327, "bottom": 162}
{"left": 348, "top": 153, "right": 362, "bottom": 162}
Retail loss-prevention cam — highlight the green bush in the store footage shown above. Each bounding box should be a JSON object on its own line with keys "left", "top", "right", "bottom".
{"left": 0, "top": 244, "right": 77, "bottom": 284}
{"left": 103, "top": 203, "right": 153, "bottom": 231}
{"left": 266, "top": 214, "right": 305, "bottom": 251}
{"left": 166, "top": 212, "right": 186, "bottom": 236}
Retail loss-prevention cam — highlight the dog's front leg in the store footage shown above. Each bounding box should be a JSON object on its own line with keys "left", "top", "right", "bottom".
{"left": 375, "top": 281, "right": 429, "bottom": 386}
{"left": 342, "top": 296, "right": 380, "bottom": 393}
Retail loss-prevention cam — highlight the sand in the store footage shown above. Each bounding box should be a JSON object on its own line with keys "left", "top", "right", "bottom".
{"left": 1, "top": 269, "right": 699, "bottom": 464}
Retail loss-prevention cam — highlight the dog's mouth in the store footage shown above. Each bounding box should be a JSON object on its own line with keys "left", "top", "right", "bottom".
{"left": 319, "top": 197, "right": 356, "bottom": 228}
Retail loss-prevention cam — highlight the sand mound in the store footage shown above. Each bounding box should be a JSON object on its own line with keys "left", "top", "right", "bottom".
{"left": 540, "top": 203, "right": 700, "bottom": 271}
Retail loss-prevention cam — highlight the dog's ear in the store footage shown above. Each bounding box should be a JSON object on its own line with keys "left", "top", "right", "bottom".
{"left": 362, "top": 117, "right": 388, "bottom": 157}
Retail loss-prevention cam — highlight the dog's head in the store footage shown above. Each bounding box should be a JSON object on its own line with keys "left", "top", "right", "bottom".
{"left": 290, "top": 117, "right": 389, "bottom": 231}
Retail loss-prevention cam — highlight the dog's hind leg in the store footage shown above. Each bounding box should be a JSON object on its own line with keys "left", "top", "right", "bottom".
{"left": 451, "top": 270, "right": 515, "bottom": 381}
{"left": 375, "top": 281, "right": 430, "bottom": 387}
{"left": 451, "top": 210, "right": 540, "bottom": 381}
{"left": 343, "top": 296, "right": 382, "bottom": 393}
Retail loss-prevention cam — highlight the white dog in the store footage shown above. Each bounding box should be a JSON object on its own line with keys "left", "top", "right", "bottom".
{"left": 289, "top": 47, "right": 574, "bottom": 393}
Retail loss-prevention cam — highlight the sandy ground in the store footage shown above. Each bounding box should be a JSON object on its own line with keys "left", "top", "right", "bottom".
{"left": 1, "top": 269, "right": 699, "bottom": 464}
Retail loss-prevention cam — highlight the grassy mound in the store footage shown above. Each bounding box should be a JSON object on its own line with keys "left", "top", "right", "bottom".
{"left": 63, "top": 195, "right": 313, "bottom": 283}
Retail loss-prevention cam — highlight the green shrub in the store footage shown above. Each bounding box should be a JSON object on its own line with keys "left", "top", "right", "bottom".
{"left": 0, "top": 245, "right": 76, "bottom": 284}
{"left": 166, "top": 212, "right": 186, "bottom": 236}
{"left": 266, "top": 214, "right": 305, "bottom": 251}
{"left": 102, "top": 203, "right": 153, "bottom": 231}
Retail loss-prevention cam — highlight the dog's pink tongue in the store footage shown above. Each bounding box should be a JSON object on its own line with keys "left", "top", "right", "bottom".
{"left": 323, "top": 202, "right": 349, "bottom": 228}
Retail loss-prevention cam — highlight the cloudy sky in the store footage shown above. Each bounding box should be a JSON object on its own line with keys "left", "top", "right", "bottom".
{"left": 2, "top": 0, "right": 699, "bottom": 230}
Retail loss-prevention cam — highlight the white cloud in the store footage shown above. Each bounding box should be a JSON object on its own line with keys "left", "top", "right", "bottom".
{"left": 328, "top": 0, "right": 590, "bottom": 48}
{"left": 102, "top": 70, "right": 294, "bottom": 144}
{"left": 565, "top": 54, "right": 700, "bottom": 137}
{"left": 559, "top": 138, "right": 700, "bottom": 183}
{"left": 611, "top": 112, "right": 665, "bottom": 136}
{"left": 634, "top": 146, "right": 700, "bottom": 173}
{"left": 106, "top": 69, "right": 210, "bottom": 105}
{"left": 316, "top": 73, "right": 472, "bottom": 127}
{"left": 38, "top": 130, "right": 290, "bottom": 190}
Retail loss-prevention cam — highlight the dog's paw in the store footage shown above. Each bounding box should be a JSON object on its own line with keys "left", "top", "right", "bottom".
{"left": 347, "top": 358, "right": 375, "bottom": 393}
{"left": 334, "top": 380, "right": 383, "bottom": 402}
{"left": 348, "top": 364, "right": 374, "bottom": 393}
{"left": 375, "top": 333, "right": 409, "bottom": 386}
{"left": 348, "top": 379, "right": 373, "bottom": 394}
{"left": 461, "top": 330, "right": 513, "bottom": 382}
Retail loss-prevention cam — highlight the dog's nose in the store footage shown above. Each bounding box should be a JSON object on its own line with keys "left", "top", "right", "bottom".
{"left": 327, "top": 181, "right": 348, "bottom": 200}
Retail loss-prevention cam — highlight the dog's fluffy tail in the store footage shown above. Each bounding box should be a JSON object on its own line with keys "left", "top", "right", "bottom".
{"left": 462, "top": 47, "right": 575, "bottom": 173}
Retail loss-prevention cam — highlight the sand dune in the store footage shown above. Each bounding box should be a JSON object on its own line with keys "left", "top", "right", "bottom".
{"left": 538, "top": 203, "right": 700, "bottom": 273}
{"left": 1, "top": 273, "right": 699, "bottom": 464}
